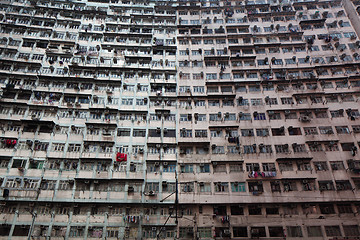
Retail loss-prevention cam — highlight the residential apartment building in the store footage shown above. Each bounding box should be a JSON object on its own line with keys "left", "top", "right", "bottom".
{"left": 176, "top": 0, "right": 360, "bottom": 239}
{"left": 0, "top": 0, "right": 178, "bottom": 239}
{"left": 0, "top": 0, "right": 360, "bottom": 239}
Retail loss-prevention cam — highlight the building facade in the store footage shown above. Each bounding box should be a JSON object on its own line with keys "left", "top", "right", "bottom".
{"left": 0, "top": 0, "right": 360, "bottom": 239}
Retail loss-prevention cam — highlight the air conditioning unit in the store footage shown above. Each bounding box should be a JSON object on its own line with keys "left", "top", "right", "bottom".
{"left": 223, "top": 229, "right": 231, "bottom": 236}
{"left": 336, "top": 185, "right": 343, "bottom": 190}
{"left": 128, "top": 186, "right": 134, "bottom": 192}
{"left": 156, "top": 127, "right": 161, "bottom": 133}
{"left": 299, "top": 116, "right": 311, "bottom": 122}
{"left": 251, "top": 228, "right": 260, "bottom": 237}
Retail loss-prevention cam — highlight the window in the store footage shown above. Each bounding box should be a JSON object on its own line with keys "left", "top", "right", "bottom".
{"left": 330, "top": 161, "right": 344, "bottom": 170}
{"left": 214, "top": 182, "right": 229, "bottom": 192}
{"left": 343, "top": 225, "right": 360, "bottom": 237}
{"left": 259, "top": 145, "right": 272, "bottom": 153}
{"left": 270, "top": 181, "right": 281, "bottom": 192}
{"left": 227, "top": 146, "right": 239, "bottom": 154}
{"left": 198, "top": 182, "right": 211, "bottom": 192}
{"left": 213, "top": 164, "right": 226, "bottom": 173}
{"left": 335, "top": 180, "right": 352, "bottom": 190}
{"left": 260, "top": 163, "right": 275, "bottom": 172}
{"left": 275, "top": 144, "right": 289, "bottom": 153}
{"left": 286, "top": 226, "right": 303, "bottom": 237}
{"left": 121, "top": 98, "right": 133, "bottom": 105}
{"left": 253, "top": 113, "right": 266, "bottom": 120}
{"left": 209, "top": 100, "right": 220, "bottom": 107}
{"left": 198, "top": 228, "right": 212, "bottom": 238}
{"left": 283, "top": 181, "right": 297, "bottom": 192}
{"left": 337, "top": 204, "right": 353, "bottom": 213}
{"left": 210, "top": 130, "right": 222, "bottom": 138}
{"left": 193, "top": 86, "right": 204, "bottom": 93}
{"left": 246, "top": 163, "right": 260, "bottom": 172}
{"left": 163, "top": 163, "right": 176, "bottom": 173}
{"left": 198, "top": 164, "right": 210, "bottom": 173}
{"left": 256, "top": 129, "right": 269, "bottom": 137}
{"left": 318, "top": 181, "right": 335, "bottom": 191}
{"left": 325, "top": 226, "right": 341, "bottom": 237}
{"left": 248, "top": 205, "right": 262, "bottom": 215}
{"left": 307, "top": 226, "right": 323, "bottom": 237}
{"left": 314, "top": 161, "right": 328, "bottom": 171}
{"left": 269, "top": 227, "right": 284, "bottom": 237}
{"left": 279, "top": 162, "right": 293, "bottom": 171}
{"left": 319, "top": 126, "right": 334, "bottom": 134}
{"left": 230, "top": 206, "right": 244, "bottom": 215}
{"left": 229, "top": 164, "right": 243, "bottom": 172}
{"left": 248, "top": 182, "right": 263, "bottom": 192}
{"left": 233, "top": 227, "right": 247, "bottom": 237}
{"left": 304, "top": 127, "right": 318, "bottom": 135}
{"left": 145, "top": 182, "right": 159, "bottom": 193}
{"left": 266, "top": 207, "right": 279, "bottom": 215}
{"left": 195, "top": 130, "right": 207, "bottom": 138}
{"left": 181, "top": 164, "right": 193, "bottom": 173}
{"left": 241, "top": 129, "right": 254, "bottom": 137}
{"left": 251, "top": 99, "right": 262, "bottom": 106}
{"left": 180, "top": 129, "right": 192, "bottom": 138}
{"left": 335, "top": 126, "right": 350, "bottom": 134}
{"left": 206, "top": 73, "right": 217, "bottom": 80}
{"left": 265, "top": 98, "right": 278, "bottom": 105}
{"left": 182, "top": 183, "right": 194, "bottom": 193}
{"left": 238, "top": 98, "right": 249, "bottom": 106}
{"left": 51, "top": 142, "right": 65, "bottom": 152}
{"left": 297, "top": 161, "right": 311, "bottom": 171}
{"left": 244, "top": 145, "right": 256, "bottom": 154}
{"left": 240, "top": 113, "right": 251, "bottom": 121}
{"left": 231, "top": 182, "right": 246, "bottom": 192}
{"left": 353, "top": 125, "right": 360, "bottom": 133}
{"left": 68, "top": 144, "right": 81, "bottom": 152}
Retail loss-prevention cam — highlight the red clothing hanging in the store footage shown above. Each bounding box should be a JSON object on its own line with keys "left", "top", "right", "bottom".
{"left": 116, "top": 152, "right": 127, "bottom": 162}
